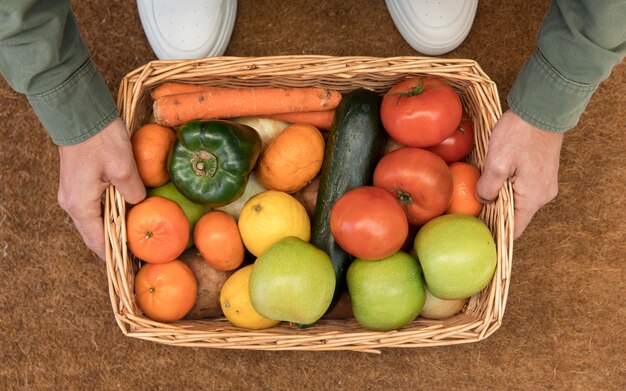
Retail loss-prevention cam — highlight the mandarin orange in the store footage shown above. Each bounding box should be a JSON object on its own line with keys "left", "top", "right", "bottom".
{"left": 134, "top": 259, "right": 197, "bottom": 322}
{"left": 126, "top": 196, "right": 189, "bottom": 263}
{"left": 131, "top": 123, "right": 177, "bottom": 187}
{"left": 193, "top": 211, "right": 245, "bottom": 271}
{"left": 446, "top": 162, "right": 482, "bottom": 216}
{"left": 256, "top": 123, "right": 325, "bottom": 193}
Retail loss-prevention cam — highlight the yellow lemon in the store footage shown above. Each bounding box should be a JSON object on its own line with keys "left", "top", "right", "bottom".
{"left": 220, "top": 265, "right": 280, "bottom": 330}
{"left": 238, "top": 190, "right": 310, "bottom": 256}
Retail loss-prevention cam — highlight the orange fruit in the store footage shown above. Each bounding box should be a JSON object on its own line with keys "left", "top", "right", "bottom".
{"left": 446, "top": 162, "right": 482, "bottom": 216}
{"left": 126, "top": 196, "right": 189, "bottom": 263}
{"left": 131, "top": 123, "right": 177, "bottom": 187}
{"left": 134, "top": 259, "right": 197, "bottom": 322}
{"left": 193, "top": 210, "right": 244, "bottom": 271}
{"left": 256, "top": 123, "right": 325, "bottom": 193}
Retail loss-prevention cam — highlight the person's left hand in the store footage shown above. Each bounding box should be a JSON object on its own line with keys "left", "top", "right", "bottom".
{"left": 57, "top": 118, "right": 146, "bottom": 259}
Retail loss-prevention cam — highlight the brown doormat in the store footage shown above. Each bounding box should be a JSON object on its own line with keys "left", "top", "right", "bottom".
{"left": 1, "top": 1, "right": 624, "bottom": 390}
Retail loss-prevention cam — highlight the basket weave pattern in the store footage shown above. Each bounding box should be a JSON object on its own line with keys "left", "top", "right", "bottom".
{"left": 106, "top": 56, "right": 513, "bottom": 353}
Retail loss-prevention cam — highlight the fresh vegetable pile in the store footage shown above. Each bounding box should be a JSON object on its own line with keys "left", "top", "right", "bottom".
{"left": 127, "top": 78, "right": 496, "bottom": 332}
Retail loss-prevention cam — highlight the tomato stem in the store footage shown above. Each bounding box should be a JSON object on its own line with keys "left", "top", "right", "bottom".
{"left": 387, "top": 79, "right": 448, "bottom": 100}
{"left": 388, "top": 79, "right": 425, "bottom": 98}
{"left": 396, "top": 189, "right": 413, "bottom": 205}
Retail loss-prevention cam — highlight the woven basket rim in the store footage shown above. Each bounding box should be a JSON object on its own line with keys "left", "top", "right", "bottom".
{"left": 106, "top": 55, "right": 513, "bottom": 353}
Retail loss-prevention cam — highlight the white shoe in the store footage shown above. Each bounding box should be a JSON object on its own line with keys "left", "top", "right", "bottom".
{"left": 385, "top": 0, "right": 478, "bottom": 56}
{"left": 137, "top": 0, "right": 237, "bottom": 60}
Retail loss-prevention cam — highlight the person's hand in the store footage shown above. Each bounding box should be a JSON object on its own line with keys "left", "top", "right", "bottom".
{"left": 476, "top": 110, "right": 564, "bottom": 239}
{"left": 57, "top": 118, "right": 146, "bottom": 259}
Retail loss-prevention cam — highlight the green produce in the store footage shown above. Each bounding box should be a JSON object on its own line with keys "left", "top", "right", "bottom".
{"left": 347, "top": 251, "right": 425, "bottom": 331}
{"left": 414, "top": 214, "right": 497, "bottom": 300}
{"left": 310, "top": 88, "right": 387, "bottom": 313}
{"left": 147, "top": 181, "right": 211, "bottom": 248}
{"left": 249, "top": 236, "right": 335, "bottom": 325}
{"left": 168, "top": 120, "right": 262, "bottom": 207}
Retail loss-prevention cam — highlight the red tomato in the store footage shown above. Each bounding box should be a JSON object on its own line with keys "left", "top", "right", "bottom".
{"left": 373, "top": 147, "right": 453, "bottom": 226}
{"left": 427, "top": 113, "right": 475, "bottom": 164}
{"left": 330, "top": 186, "right": 408, "bottom": 260}
{"left": 381, "top": 77, "right": 462, "bottom": 148}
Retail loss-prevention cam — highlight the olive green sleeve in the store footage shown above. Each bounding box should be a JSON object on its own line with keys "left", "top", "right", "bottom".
{"left": 0, "top": 0, "right": 118, "bottom": 145}
{"left": 508, "top": 0, "right": 626, "bottom": 132}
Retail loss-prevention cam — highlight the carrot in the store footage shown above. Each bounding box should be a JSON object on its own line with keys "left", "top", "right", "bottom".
{"left": 151, "top": 82, "right": 210, "bottom": 100}
{"left": 153, "top": 87, "right": 342, "bottom": 127}
{"left": 266, "top": 110, "right": 335, "bottom": 131}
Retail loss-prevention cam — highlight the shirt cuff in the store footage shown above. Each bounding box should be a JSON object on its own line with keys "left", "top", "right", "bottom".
{"left": 26, "top": 59, "right": 118, "bottom": 146}
{"left": 507, "top": 49, "right": 597, "bottom": 133}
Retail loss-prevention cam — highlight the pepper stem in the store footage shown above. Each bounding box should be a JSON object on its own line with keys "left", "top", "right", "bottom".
{"left": 190, "top": 150, "right": 218, "bottom": 177}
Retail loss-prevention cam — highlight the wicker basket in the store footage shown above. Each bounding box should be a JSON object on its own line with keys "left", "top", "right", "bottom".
{"left": 105, "top": 56, "right": 513, "bottom": 353}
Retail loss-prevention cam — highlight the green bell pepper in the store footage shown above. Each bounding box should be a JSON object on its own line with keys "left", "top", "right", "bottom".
{"left": 168, "top": 120, "right": 262, "bottom": 207}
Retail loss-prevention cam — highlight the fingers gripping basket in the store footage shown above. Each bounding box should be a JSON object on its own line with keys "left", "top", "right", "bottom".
{"left": 106, "top": 56, "right": 513, "bottom": 353}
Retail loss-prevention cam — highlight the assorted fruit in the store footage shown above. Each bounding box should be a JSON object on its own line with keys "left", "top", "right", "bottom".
{"left": 126, "top": 78, "right": 495, "bottom": 332}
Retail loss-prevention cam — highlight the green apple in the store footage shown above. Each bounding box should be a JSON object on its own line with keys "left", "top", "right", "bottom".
{"left": 147, "top": 181, "right": 211, "bottom": 248}
{"left": 347, "top": 251, "right": 425, "bottom": 331}
{"left": 249, "top": 237, "right": 335, "bottom": 325}
{"left": 414, "top": 214, "right": 496, "bottom": 300}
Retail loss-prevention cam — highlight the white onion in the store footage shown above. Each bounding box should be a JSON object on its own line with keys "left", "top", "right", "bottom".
{"left": 216, "top": 172, "right": 266, "bottom": 219}
{"left": 232, "top": 117, "right": 290, "bottom": 150}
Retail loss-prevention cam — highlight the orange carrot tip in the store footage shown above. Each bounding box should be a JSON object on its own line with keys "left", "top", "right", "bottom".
{"left": 266, "top": 110, "right": 335, "bottom": 131}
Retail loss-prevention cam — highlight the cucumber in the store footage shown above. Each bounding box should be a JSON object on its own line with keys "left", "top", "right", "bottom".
{"left": 311, "top": 88, "right": 387, "bottom": 314}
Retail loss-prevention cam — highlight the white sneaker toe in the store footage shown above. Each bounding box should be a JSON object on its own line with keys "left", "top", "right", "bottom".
{"left": 137, "top": 0, "right": 237, "bottom": 60}
{"left": 386, "top": 0, "right": 478, "bottom": 56}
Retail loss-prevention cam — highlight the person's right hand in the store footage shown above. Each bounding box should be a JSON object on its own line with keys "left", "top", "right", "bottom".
{"left": 476, "top": 110, "right": 564, "bottom": 239}
{"left": 57, "top": 118, "right": 146, "bottom": 259}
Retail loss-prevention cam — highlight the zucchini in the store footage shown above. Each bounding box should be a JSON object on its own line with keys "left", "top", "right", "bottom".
{"left": 311, "top": 88, "right": 387, "bottom": 314}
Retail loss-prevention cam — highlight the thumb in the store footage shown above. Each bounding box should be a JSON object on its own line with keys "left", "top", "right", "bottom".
{"left": 100, "top": 117, "right": 146, "bottom": 205}
{"left": 476, "top": 159, "right": 512, "bottom": 204}
{"left": 108, "top": 160, "right": 146, "bottom": 205}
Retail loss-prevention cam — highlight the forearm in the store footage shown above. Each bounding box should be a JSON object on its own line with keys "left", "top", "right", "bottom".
{"left": 508, "top": 0, "right": 626, "bottom": 132}
{"left": 0, "top": 0, "right": 117, "bottom": 145}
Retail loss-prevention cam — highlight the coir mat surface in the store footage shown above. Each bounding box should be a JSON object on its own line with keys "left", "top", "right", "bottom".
{"left": 0, "top": 0, "right": 624, "bottom": 389}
